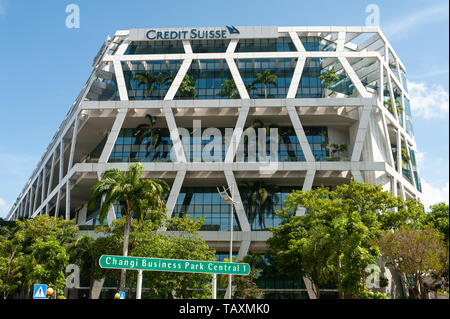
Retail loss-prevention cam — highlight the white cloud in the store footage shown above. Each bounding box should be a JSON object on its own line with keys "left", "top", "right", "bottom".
{"left": 407, "top": 81, "right": 449, "bottom": 119}
{"left": 415, "top": 151, "right": 425, "bottom": 166}
{"left": 0, "top": 198, "right": 11, "bottom": 219}
{"left": 420, "top": 179, "right": 449, "bottom": 210}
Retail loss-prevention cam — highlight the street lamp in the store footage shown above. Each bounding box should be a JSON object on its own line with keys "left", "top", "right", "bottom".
{"left": 217, "top": 184, "right": 238, "bottom": 299}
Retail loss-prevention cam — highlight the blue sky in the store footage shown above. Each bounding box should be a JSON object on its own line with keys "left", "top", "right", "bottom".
{"left": 0, "top": 0, "right": 448, "bottom": 217}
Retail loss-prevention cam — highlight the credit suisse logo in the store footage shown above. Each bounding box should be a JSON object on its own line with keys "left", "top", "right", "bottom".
{"left": 146, "top": 26, "right": 240, "bottom": 40}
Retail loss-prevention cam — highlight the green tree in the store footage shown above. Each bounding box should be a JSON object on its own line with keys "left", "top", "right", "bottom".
{"left": 217, "top": 78, "right": 240, "bottom": 99}
{"left": 88, "top": 163, "right": 169, "bottom": 292}
{"left": 67, "top": 235, "right": 96, "bottom": 296}
{"left": 423, "top": 202, "right": 449, "bottom": 244}
{"left": 253, "top": 69, "right": 278, "bottom": 98}
{"left": 319, "top": 69, "right": 340, "bottom": 96}
{"left": 96, "top": 214, "right": 215, "bottom": 299}
{"left": 24, "top": 236, "right": 69, "bottom": 298}
{"left": 133, "top": 71, "right": 156, "bottom": 99}
{"left": 133, "top": 114, "right": 161, "bottom": 161}
{"left": 384, "top": 98, "right": 403, "bottom": 118}
{"left": 268, "top": 181, "right": 403, "bottom": 298}
{"left": 239, "top": 181, "right": 280, "bottom": 230}
{"left": 0, "top": 215, "right": 78, "bottom": 298}
{"left": 378, "top": 226, "right": 448, "bottom": 299}
{"left": 178, "top": 74, "right": 196, "bottom": 98}
{"left": 378, "top": 197, "right": 425, "bottom": 231}
{"left": 0, "top": 224, "right": 23, "bottom": 299}
{"left": 217, "top": 255, "right": 263, "bottom": 299}
{"left": 153, "top": 72, "right": 172, "bottom": 99}
{"left": 164, "top": 216, "right": 216, "bottom": 298}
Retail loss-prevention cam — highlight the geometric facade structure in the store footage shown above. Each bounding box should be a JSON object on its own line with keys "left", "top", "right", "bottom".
{"left": 6, "top": 26, "right": 421, "bottom": 297}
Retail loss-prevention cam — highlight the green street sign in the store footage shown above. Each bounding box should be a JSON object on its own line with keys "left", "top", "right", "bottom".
{"left": 99, "top": 255, "right": 250, "bottom": 275}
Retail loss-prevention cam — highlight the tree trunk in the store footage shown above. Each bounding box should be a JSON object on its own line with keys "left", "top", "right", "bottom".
{"left": 119, "top": 207, "right": 132, "bottom": 292}
{"left": 183, "top": 277, "right": 187, "bottom": 299}
{"left": 313, "top": 282, "right": 321, "bottom": 299}
{"left": 337, "top": 255, "right": 344, "bottom": 299}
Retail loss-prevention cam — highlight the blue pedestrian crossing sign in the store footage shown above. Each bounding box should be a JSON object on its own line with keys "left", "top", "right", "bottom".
{"left": 33, "top": 284, "right": 47, "bottom": 299}
{"left": 119, "top": 291, "right": 125, "bottom": 299}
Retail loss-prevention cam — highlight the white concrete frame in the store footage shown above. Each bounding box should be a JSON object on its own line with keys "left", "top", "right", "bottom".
{"left": 7, "top": 26, "right": 422, "bottom": 298}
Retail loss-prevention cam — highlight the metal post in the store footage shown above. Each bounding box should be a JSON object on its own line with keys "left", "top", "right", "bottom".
{"left": 217, "top": 184, "right": 237, "bottom": 300}
{"left": 212, "top": 273, "right": 217, "bottom": 299}
{"left": 136, "top": 270, "right": 143, "bottom": 299}
{"left": 228, "top": 183, "right": 233, "bottom": 299}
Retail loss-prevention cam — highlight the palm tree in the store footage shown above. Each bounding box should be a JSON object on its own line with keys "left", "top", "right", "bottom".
{"left": 133, "top": 71, "right": 156, "bottom": 99}
{"left": 253, "top": 69, "right": 278, "bottom": 98}
{"left": 134, "top": 114, "right": 161, "bottom": 161}
{"left": 245, "top": 82, "right": 258, "bottom": 97}
{"left": 247, "top": 119, "right": 298, "bottom": 161}
{"left": 239, "top": 181, "right": 280, "bottom": 229}
{"left": 88, "top": 163, "right": 169, "bottom": 291}
{"left": 154, "top": 72, "right": 176, "bottom": 99}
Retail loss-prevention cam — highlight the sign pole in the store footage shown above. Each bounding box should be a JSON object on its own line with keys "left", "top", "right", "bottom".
{"left": 228, "top": 183, "right": 233, "bottom": 299}
{"left": 136, "top": 269, "right": 143, "bottom": 299}
{"left": 212, "top": 273, "right": 217, "bottom": 299}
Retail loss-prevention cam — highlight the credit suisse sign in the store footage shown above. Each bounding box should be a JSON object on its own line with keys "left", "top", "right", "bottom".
{"left": 146, "top": 25, "right": 239, "bottom": 40}
{"left": 128, "top": 26, "right": 278, "bottom": 41}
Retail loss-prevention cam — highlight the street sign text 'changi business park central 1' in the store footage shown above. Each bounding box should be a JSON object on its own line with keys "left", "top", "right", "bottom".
{"left": 99, "top": 255, "right": 250, "bottom": 276}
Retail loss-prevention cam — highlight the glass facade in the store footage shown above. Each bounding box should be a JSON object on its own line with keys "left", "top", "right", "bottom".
{"left": 404, "top": 98, "right": 414, "bottom": 137}
{"left": 300, "top": 36, "right": 336, "bottom": 51}
{"left": 109, "top": 128, "right": 173, "bottom": 163}
{"left": 108, "top": 126, "right": 328, "bottom": 163}
{"left": 235, "top": 37, "right": 296, "bottom": 52}
{"left": 296, "top": 58, "right": 323, "bottom": 98}
{"left": 170, "top": 185, "right": 308, "bottom": 231}
{"left": 392, "top": 144, "right": 416, "bottom": 185}
{"left": 177, "top": 59, "right": 234, "bottom": 99}
{"left": 400, "top": 69, "right": 408, "bottom": 92}
{"left": 237, "top": 58, "right": 296, "bottom": 98}
{"left": 295, "top": 58, "right": 356, "bottom": 98}
{"left": 409, "top": 150, "right": 422, "bottom": 192}
{"left": 190, "top": 39, "right": 230, "bottom": 53}
{"left": 240, "top": 186, "right": 302, "bottom": 231}
{"left": 393, "top": 86, "right": 403, "bottom": 126}
{"left": 172, "top": 187, "right": 241, "bottom": 231}
{"left": 124, "top": 40, "right": 184, "bottom": 54}
{"left": 123, "top": 60, "right": 182, "bottom": 100}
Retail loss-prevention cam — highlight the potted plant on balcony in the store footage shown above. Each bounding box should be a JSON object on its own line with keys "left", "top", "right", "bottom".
{"left": 384, "top": 98, "right": 403, "bottom": 118}
{"left": 178, "top": 74, "right": 196, "bottom": 99}
{"left": 217, "top": 78, "right": 240, "bottom": 99}
{"left": 321, "top": 138, "right": 348, "bottom": 161}
{"left": 320, "top": 69, "right": 340, "bottom": 97}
